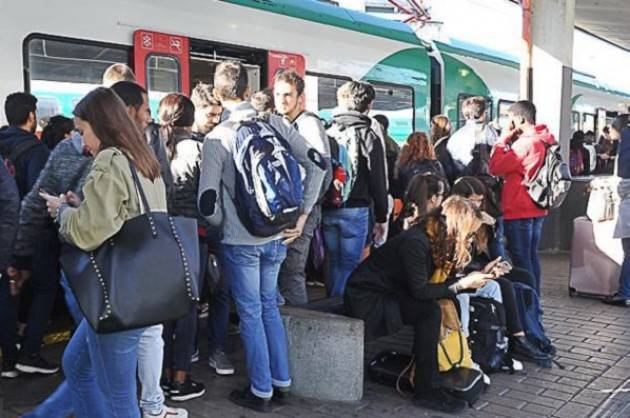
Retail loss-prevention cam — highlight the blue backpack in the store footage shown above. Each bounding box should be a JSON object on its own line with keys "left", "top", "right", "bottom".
{"left": 233, "top": 118, "right": 303, "bottom": 237}
{"left": 512, "top": 282, "right": 555, "bottom": 364}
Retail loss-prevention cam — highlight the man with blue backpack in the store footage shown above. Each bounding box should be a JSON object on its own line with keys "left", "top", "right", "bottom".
{"left": 322, "top": 81, "right": 388, "bottom": 298}
{"left": 198, "top": 60, "right": 325, "bottom": 413}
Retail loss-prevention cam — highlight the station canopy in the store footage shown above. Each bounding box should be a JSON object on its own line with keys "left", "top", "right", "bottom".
{"left": 575, "top": 0, "right": 630, "bottom": 51}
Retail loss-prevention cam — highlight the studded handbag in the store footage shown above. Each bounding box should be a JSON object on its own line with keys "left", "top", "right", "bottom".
{"left": 60, "top": 159, "right": 200, "bottom": 333}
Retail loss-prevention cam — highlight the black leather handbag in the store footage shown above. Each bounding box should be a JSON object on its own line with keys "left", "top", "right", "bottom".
{"left": 60, "top": 160, "right": 200, "bottom": 333}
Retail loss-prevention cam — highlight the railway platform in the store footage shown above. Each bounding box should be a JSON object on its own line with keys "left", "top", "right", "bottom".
{"left": 2, "top": 253, "right": 630, "bottom": 418}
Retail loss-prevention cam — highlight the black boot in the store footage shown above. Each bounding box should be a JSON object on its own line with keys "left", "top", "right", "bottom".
{"left": 603, "top": 294, "right": 630, "bottom": 307}
{"left": 230, "top": 387, "right": 272, "bottom": 413}
{"left": 511, "top": 336, "right": 552, "bottom": 362}
{"left": 413, "top": 389, "right": 467, "bottom": 413}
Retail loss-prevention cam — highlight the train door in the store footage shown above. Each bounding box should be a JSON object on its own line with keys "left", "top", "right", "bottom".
{"left": 188, "top": 41, "right": 305, "bottom": 93}
{"left": 133, "top": 30, "right": 190, "bottom": 116}
{"left": 429, "top": 56, "right": 442, "bottom": 118}
{"left": 134, "top": 29, "right": 306, "bottom": 108}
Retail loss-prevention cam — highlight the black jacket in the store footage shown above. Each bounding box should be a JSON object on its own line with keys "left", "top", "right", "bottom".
{"left": 0, "top": 126, "right": 50, "bottom": 199}
{"left": 345, "top": 223, "right": 456, "bottom": 340}
{"left": 0, "top": 157, "right": 20, "bottom": 272}
{"left": 325, "top": 112, "right": 388, "bottom": 223}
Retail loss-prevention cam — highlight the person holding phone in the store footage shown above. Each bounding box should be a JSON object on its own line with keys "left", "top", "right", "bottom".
{"left": 40, "top": 87, "right": 167, "bottom": 418}
{"left": 451, "top": 176, "right": 552, "bottom": 363}
{"left": 345, "top": 196, "right": 493, "bottom": 413}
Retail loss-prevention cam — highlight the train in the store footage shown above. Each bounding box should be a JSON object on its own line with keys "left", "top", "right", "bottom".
{"left": 2, "top": 0, "right": 629, "bottom": 142}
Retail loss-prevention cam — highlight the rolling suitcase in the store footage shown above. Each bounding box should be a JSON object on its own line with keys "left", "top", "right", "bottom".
{"left": 569, "top": 216, "right": 622, "bottom": 298}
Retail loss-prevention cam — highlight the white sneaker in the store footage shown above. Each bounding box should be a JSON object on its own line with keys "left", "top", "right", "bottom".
{"left": 142, "top": 406, "right": 188, "bottom": 418}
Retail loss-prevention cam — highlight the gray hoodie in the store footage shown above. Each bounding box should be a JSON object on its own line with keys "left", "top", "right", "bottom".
{"left": 198, "top": 101, "right": 325, "bottom": 246}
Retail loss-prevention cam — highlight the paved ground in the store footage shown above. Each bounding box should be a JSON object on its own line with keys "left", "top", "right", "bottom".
{"left": 2, "top": 253, "right": 630, "bottom": 418}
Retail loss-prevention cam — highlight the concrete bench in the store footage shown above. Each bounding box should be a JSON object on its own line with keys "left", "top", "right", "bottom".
{"left": 281, "top": 304, "right": 364, "bottom": 402}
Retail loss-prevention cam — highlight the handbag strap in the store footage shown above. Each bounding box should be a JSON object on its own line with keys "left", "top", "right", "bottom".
{"left": 126, "top": 158, "right": 158, "bottom": 238}
{"left": 126, "top": 158, "right": 151, "bottom": 214}
{"left": 438, "top": 328, "right": 465, "bottom": 369}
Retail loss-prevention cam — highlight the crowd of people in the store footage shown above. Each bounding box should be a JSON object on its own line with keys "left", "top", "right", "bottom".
{"left": 0, "top": 59, "right": 628, "bottom": 417}
{"left": 569, "top": 127, "right": 619, "bottom": 176}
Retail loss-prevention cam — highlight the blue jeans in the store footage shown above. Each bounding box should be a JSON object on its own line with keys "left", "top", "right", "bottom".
{"left": 138, "top": 325, "right": 165, "bottom": 414}
{"left": 322, "top": 207, "right": 370, "bottom": 297}
{"left": 62, "top": 320, "right": 145, "bottom": 418}
{"left": 489, "top": 216, "right": 507, "bottom": 261}
{"left": 221, "top": 241, "right": 290, "bottom": 398}
{"left": 618, "top": 238, "right": 630, "bottom": 298}
{"left": 26, "top": 276, "right": 164, "bottom": 418}
{"left": 24, "top": 273, "right": 83, "bottom": 418}
{"left": 504, "top": 217, "right": 545, "bottom": 295}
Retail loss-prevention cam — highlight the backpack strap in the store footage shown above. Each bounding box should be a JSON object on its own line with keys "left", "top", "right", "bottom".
{"left": 7, "top": 139, "right": 41, "bottom": 164}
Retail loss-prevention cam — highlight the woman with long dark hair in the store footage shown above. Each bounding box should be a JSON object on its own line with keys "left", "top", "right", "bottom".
{"left": 41, "top": 87, "right": 165, "bottom": 418}
{"left": 393, "top": 173, "right": 446, "bottom": 235}
{"left": 157, "top": 93, "right": 207, "bottom": 401}
{"left": 451, "top": 177, "right": 553, "bottom": 363}
{"left": 393, "top": 132, "right": 446, "bottom": 198}
{"left": 345, "top": 196, "right": 493, "bottom": 413}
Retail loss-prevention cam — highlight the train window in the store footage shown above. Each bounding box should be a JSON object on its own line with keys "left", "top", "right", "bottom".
{"left": 497, "top": 99, "right": 515, "bottom": 134}
{"left": 146, "top": 55, "right": 180, "bottom": 116}
{"left": 582, "top": 113, "right": 596, "bottom": 133}
{"left": 369, "top": 82, "right": 415, "bottom": 142}
{"left": 572, "top": 111, "right": 581, "bottom": 132}
{"left": 456, "top": 93, "right": 492, "bottom": 129}
{"left": 24, "top": 35, "right": 130, "bottom": 122}
{"left": 304, "top": 73, "right": 351, "bottom": 121}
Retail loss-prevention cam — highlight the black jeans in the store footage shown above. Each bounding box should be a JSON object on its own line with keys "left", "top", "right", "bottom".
{"left": 398, "top": 296, "right": 442, "bottom": 395}
{"left": 162, "top": 240, "right": 207, "bottom": 372}
{"left": 495, "top": 278, "right": 524, "bottom": 335}
{"left": 0, "top": 274, "right": 18, "bottom": 368}
{"left": 21, "top": 229, "right": 60, "bottom": 357}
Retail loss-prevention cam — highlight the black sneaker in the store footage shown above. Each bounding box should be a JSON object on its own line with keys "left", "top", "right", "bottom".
{"left": 272, "top": 386, "right": 290, "bottom": 406}
{"left": 604, "top": 294, "right": 630, "bottom": 307}
{"left": 160, "top": 377, "right": 172, "bottom": 397}
{"left": 16, "top": 354, "right": 59, "bottom": 375}
{"left": 169, "top": 378, "right": 206, "bottom": 402}
{"left": 413, "top": 389, "right": 467, "bottom": 413}
{"left": 1, "top": 364, "right": 18, "bottom": 379}
{"left": 230, "top": 387, "right": 272, "bottom": 413}
{"left": 510, "top": 336, "right": 552, "bottom": 362}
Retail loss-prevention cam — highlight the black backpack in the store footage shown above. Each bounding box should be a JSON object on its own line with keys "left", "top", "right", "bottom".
{"left": 468, "top": 297, "right": 513, "bottom": 373}
{"left": 527, "top": 143, "right": 572, "bottom": 209}
{"left": 1, "top": 138, "right": 40, "bottom": 183}
{"left": 433, "top": 136, "right": 459, "bottom": 186}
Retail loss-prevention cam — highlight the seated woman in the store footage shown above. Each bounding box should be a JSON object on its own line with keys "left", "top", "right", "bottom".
{"left": 451, "top": 177, "right": 552, "bottom": 362}
{"left": 345, "top": 196, "right": 493, "bottom": 413}
{"left": 392, "top": 173, "right": 446, "bottom": 236}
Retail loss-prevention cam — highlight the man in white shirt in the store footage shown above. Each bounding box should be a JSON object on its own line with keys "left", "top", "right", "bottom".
{"left": 447, "top": 96, "right": 498, "bottom": 170}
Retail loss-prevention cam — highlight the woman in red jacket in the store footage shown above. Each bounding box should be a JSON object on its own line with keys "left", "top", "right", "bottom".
{"left": 489, "top": 101, "right": 557, "bottom": 295}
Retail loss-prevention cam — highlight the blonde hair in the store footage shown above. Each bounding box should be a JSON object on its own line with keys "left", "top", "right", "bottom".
{"left": 102, "top": 63, "right": 136, "bottom": 87}
{"left": 441, "top": 196, "right": 483, "bottom": 270}
{"left": 431, "top": 115, "right": 451, "bottom": 142}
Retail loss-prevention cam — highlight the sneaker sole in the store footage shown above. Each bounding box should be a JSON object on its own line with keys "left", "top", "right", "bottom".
{"left": 169, "top": 389, "right": 206, "bottom": 402}
{"left": 208, "top": 360, "right": 235, "bottom": 376}
{"left": 1, "top": 371, "right": 18, "bottom": 378}
{"left": 15, "top": 364, "right": 59, "bottom": 374}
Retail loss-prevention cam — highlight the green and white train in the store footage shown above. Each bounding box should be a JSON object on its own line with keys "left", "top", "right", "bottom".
{"left": 2, "top": 0, "right": 629, "bottom": 141}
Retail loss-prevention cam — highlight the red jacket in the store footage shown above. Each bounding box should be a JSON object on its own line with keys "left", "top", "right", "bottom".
{"left": 489, "top": 125, "right": 557, "bottom": 220}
